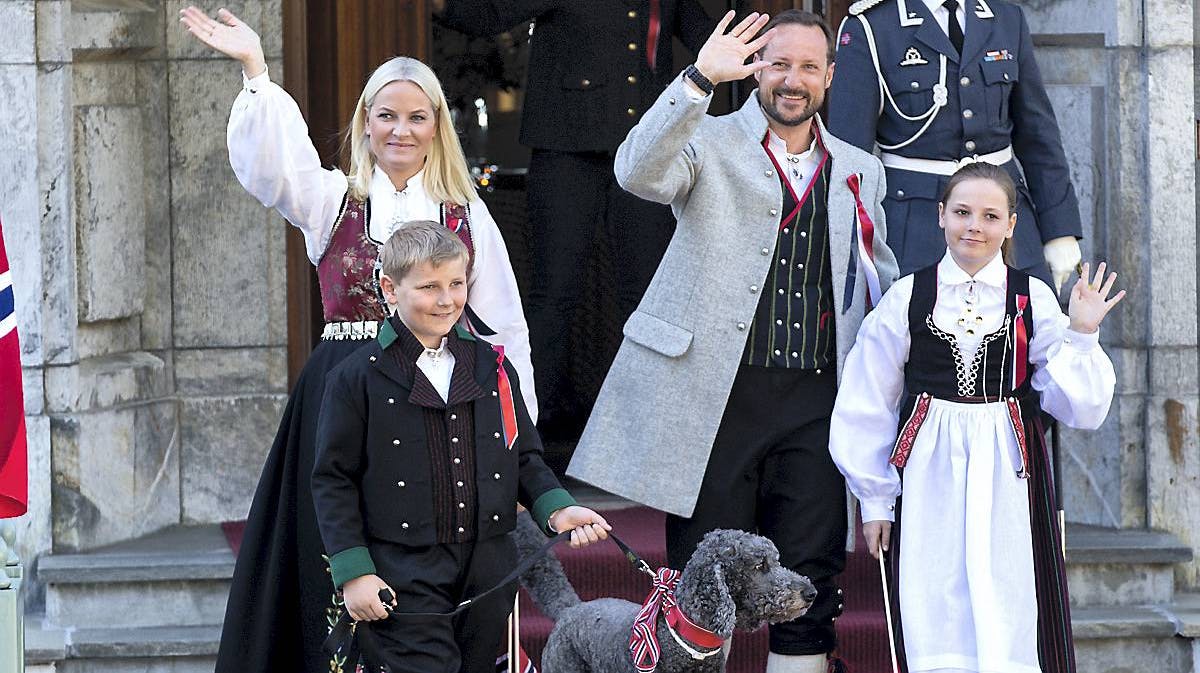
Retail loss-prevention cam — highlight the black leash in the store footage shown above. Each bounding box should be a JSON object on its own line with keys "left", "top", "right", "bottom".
{"left": 322, "top": 529, "right": 654, "bottom": 664}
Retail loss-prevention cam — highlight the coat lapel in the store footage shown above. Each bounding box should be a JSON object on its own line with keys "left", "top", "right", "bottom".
{"left": 910, "top": 1, "right": 960, "bottom": 64}
{"left": 959, "top": 0, "right": 995, "bottom": 67}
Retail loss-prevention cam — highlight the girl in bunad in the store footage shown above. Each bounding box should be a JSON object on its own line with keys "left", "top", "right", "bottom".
{"left": 829, "top": 161, "right": 1124, "bottom": 673}
{"left": 179, "top": 8, "right": 536, "bottom": 673}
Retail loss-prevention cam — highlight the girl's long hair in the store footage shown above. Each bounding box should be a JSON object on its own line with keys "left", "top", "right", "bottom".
{"left": 344, "top": 57, "right": 476, "bottom": 206}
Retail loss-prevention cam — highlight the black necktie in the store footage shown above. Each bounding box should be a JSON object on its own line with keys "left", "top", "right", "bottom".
{"left": 942, "top": 0, "right": 964, "bottom": 54}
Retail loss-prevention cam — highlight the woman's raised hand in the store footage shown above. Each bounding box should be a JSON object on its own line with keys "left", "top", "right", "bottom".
{"left": 693, "top": 11, "right": 774, "bottom": 85}
{"left": 1067, "top": 261, "right": 1126, "bottom": 334}
{"left": 179, "top": 6, "right": 267, "bottom": 79}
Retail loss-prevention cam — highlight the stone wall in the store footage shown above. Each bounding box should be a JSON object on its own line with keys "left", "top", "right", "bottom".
{"left": 1, "top": 0, "right": 287, "bottom": 605}
{"left": 1018, "top": 0, "right": 1200, "bottom": 584}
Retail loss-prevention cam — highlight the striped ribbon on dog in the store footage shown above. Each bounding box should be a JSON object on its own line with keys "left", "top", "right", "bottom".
{"left": 629, "top": 568, "right": 683, "bottom": 673}
{"left": 492, "top": 345, "right": 519, "bottom": 450}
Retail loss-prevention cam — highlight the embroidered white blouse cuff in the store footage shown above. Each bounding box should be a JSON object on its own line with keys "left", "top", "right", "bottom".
{"left": 1061, "top": 328, "right": 1100, "bottom": 352}
{"left": 242, "top": 68, "right": 270, "bottom": 92}
{"left": 860, "top": 497, "right": 897, "bottom": 524}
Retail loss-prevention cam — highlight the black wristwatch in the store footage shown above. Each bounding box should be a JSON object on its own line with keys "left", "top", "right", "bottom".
{"left": 683, "top": 64, "right": 715, "bottom": 95}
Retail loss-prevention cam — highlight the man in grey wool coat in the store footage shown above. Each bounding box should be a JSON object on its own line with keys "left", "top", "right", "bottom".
{"left": 568, "top": 9, "right": 900, "bottom": 673}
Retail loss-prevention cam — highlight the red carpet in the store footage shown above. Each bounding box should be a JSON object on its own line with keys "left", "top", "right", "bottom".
{"left": 221, "top": 508, "right": 891, "bottom": 672}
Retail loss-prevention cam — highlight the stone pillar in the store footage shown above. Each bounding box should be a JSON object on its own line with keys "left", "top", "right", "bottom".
{"left": 2, "top": 0, "right": 287, "bottom": 606}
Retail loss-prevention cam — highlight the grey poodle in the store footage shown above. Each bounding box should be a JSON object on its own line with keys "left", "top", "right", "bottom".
{"left": 513, "top": 512, "right": 816, "bottom": 672}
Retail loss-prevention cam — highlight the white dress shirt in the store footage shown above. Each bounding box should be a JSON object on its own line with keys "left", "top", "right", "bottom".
{"left": 923, "top": 0, "right": 966, "bottom": 38}
{"left": 226, "top": 69, "right": 539, "bottom": 420}
{"left": 415, "top": 337, "right": 455, "bottom": 403}
{"left": 765, "top": 130, "right": 823, "bottom": 201}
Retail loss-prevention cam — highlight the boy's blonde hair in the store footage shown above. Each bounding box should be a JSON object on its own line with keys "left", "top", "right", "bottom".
{"left": 345, "top": 57, "right": 477, "bottom": 206}
{"left": 379, "top": 220, "right": 470, "bottom": 283}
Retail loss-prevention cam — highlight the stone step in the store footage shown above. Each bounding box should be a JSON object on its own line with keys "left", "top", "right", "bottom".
{"left": 39, "top": 525, "right": 234, "bottom": 629}
{"left": 1072, "top": 605, "right": 1193, "bottom": 673}
{"left": 1064, "top": 524, "right": 1192, "bottom": 608}
{"left": 25, "top": 617, "right": 218, "bottom": 673}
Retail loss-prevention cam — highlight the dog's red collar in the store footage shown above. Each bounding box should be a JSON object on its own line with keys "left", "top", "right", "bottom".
{"left": 665, "top": 601, "right": 725, "bottom": 650}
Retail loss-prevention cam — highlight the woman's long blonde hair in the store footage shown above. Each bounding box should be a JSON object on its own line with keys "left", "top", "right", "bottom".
{"left": 345, "top": 57, "right": 476, "bottom": 206}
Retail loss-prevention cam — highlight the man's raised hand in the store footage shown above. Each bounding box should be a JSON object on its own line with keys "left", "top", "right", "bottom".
{"left": 693, "top": 11, "right": 774, "bottom": 85}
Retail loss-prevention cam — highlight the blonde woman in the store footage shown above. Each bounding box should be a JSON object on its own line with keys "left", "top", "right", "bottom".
{"left": 180, "top": 7, "right": 535, "bottom": 673}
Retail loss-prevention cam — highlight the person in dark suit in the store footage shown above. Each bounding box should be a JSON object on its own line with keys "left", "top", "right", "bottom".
{"left": 434, "top": 0, "right": 714, "bottom": 438}
{"left": 827, "top": 0, "right": 1083, "bottom": 290}
{"left": 312, "top": 221, "right": 608, "bottom": 673}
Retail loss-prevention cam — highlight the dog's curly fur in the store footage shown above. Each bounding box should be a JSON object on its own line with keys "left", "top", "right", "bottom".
{"left": 513, "top": 512, "right": 816, "bottom": 672}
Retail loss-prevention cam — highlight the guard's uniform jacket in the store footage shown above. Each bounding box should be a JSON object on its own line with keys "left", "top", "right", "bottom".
{"left": 312, "top": 318, "right": 573, "bottom": 589}
{"left": 436, "top": 0, "right": 712, "bottom": 153}
{"left": 827, "top": 0, "right": 1082, "bottom": 278}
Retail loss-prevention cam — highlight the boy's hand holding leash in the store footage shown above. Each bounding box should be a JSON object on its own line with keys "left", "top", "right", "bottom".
{"left": 342, "top": 574, "right": 397, "bottom": 622}
{"left": 549, "top": 506, "right": 612, "bottom": 548}
{"left": 1068, "top": 262, "right": 1125, "bottom": 334}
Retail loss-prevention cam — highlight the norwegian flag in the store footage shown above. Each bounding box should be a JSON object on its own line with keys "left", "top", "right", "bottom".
{"left": 0, "top": 217, "right": 28, "bottom": 518}
{"left": 495, "top": 644, "right": 538, "bottom": 673}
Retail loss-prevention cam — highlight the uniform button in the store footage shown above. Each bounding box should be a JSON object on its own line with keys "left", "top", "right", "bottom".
{"left": 628, "top": 42, "right": 637, "bottom": 51}
{"left": 783, "top": 228, "right": 789, "bottom": 234}
{"left": 736, "top": 322, "right": 747, "bottom": 331}
{"left": 392, "top": 439, "right": 400, "bottom": 445}
{"left": 837, "top": 602, "right": 844, "bottom": 611}
{"left": 794, "top": 292, "right": 802, "bottom": 298}
{"left": 492, "top": 390, "right": 498, "bottom": 396}
{"left": 910, "top": 81, "right": 919, "bottom": 90}
{"left": 960, "top": 76, "right": 971, "bottom": 86}
{"left": 750, "top": 285, "right": 758, "bottom": 293}
{"left": 493, "top": 472, "right": 501, "bottom": 480}
{"left": 774, "top": 349, "right": 782, "bottom": 356}
{"left": 628, "top": 9, "right": 637, "bottom": 17}
{"left": 458, "top": 502, "right": 466, "bottom": 509}
{"left": 761, "top": 248, "right": 770, "bottom": 256}
{"left": 816, "top": 368, "right": 823, "bottom": 375}
{"left": 794, "top": 322, "right": 800, "bottom": 329}
{"left": 387, "top": 397, "right": 395, "bottom": 404}
{"left": 800, "top": 231, "right": 807, "bottom": 238}
{"left": 627, "top": 107, "right": 636, "bottom": 116}
{"left": 397, "top": 480, "right": 406, "bottom": 487}
{"left": 896, "top": 189, "right": 905, "bottom": 197}
{"left": 457, "top": 526, "right": 465, "bottom": 533}
{"left": 765, "top": 170, "right": 773, "bottom": 177}
{"left": 778, "top": 288, "right": 785, "bottom": 295}
{"left": 770, "top": 208, "right": 778, "bottom": 216}
{"left": 581, "top": 78, "right": 590, "bottom": 87}
{"left": 1003, "top": 72, "right": 1010, "bottom": 81}
{"left": 453, "top": 457, "right": 461, "bottom": 464}
{"left": 369, "top": 355, "right": 377, "bottom": 362}
{"left": 964, "top": 140, "right": 977, "bottom": 152}
{"left": 776, "top": 319, "right": 783, "bottom": 326}
{"left": 837, "top": 588, "right": 844, "bottom": 596}
{"left": 451, "top": 437, "right": 459, "bottom": 443}
{"left": 791, "top": 351, "right": 799, "bottom": 358}
{"left": 780, "top": 258, "right": 788, "bottom": 265}
{"left": 401, "top": 522, "right": 409, "bottom": 529}
{"left": 627, "top": 75, "right": 637, "bottom": 84}
{"left": 493, "top": 431, "right": 501, "bottom": 439}
{"left": 962, "top": 109, "right": 974, "bottom": 119}
{"left": 456, "top": 480, "right": 464, "bottom": 487}
{"left": 797, "top": 263, "right": 804, "bottom": 270}
{"left": 492, "top": 514, "right": 501, "bottom": 521}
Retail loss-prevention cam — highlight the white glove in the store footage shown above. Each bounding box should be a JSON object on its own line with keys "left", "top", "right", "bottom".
{"left": 1043, "top": 236, "right": 1081, "bottom": 293}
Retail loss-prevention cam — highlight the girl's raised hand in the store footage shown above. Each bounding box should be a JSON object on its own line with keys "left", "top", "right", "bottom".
{"left": 179, "top": 6, "right": 266, "bottom": 78}
{"left": 1068, "top": 261, "right": 1125, "bottom": 334}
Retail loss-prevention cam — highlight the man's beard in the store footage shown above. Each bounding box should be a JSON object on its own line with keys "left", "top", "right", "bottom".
{"left": 759, "top": 87, "right": 821, "bottom": 127}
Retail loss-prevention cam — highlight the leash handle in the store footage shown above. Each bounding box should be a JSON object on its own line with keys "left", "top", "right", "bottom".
{"left": 609, "top": 531, "right": 656, "bottom": 577}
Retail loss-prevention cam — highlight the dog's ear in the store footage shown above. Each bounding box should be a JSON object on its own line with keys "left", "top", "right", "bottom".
{"left": 705, "top": 564, "right": 737, "bottom": 638}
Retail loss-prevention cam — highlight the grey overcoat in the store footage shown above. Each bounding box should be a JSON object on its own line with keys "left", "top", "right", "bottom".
{"left": 567, "top": 76, "right": 900, "bottom": 518}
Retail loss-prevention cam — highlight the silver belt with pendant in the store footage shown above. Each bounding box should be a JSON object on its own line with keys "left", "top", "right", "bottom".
{"left": 321, "top": 320, "right": 380, "bottom": 341}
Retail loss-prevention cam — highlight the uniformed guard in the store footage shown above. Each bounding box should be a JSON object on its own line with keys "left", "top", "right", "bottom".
{"left": 827, "top": 0, "right": 1082, "bottom": 289}
{"left": 434, "top": 0, "right": 715, "bottom": 440}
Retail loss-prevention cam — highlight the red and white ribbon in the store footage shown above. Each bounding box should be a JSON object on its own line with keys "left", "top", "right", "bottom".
{"left": 492, "top": 345, "right": 519, "bottom": 451}
{"left": 846, "top": 173, "right": 883, "bottom": 310}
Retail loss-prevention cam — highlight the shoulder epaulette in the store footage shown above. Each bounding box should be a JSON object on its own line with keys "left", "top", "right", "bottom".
{"left": 849, "top": 0, "right": 887, "bottom": 15}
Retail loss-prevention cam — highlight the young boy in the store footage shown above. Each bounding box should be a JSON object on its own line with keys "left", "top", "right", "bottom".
{"left": 312, "top": 221, "right": 609, "bottom": 673}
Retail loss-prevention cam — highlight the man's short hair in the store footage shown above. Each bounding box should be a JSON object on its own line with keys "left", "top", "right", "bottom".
{"left": 378, "top": 220, "right": 469, "bottom": 282}
{"left": 757, "top": 10, "right": 835, "bottom": 64}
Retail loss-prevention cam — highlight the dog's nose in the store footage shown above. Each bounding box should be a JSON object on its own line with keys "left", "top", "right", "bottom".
{"left": 801, "top": 586, "right": 818, "bottom": 603}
